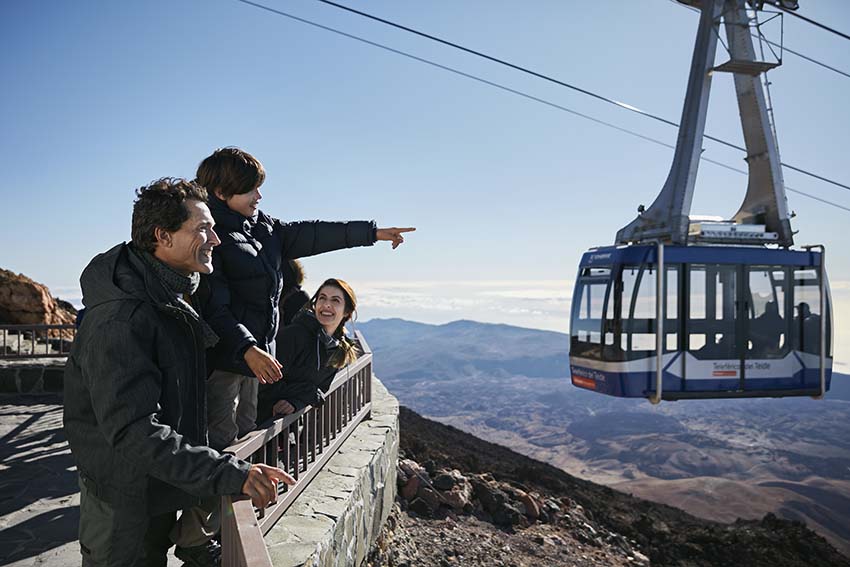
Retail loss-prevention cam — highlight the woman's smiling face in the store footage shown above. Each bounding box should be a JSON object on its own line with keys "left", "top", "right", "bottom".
{"left": 314, "top": 285, "right": 348, "bottom": 334}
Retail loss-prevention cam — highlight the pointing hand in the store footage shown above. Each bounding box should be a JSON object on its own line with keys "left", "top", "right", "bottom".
{"left": 376, "top": 227, "right": 416, "bottom": 249}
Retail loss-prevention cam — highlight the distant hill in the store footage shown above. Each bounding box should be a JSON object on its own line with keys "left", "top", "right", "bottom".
{"left": 359, "top": 318, "right": 569, "bottom": 381}
{"left": 358, "top": 317, "right": 850, "bottom": 556}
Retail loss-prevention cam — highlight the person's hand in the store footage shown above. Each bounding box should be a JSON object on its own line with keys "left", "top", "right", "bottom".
{"left": 241, "top": 463, "right": 295, "bottom": 509}
{"left": 273, "top": 399, "right": 295, "bottom": 416}
{"left": 376, "top": 227, "right": 416, "bottom": 249}
{"left": 244, "top": 346, "right": 283, "bottom": 384}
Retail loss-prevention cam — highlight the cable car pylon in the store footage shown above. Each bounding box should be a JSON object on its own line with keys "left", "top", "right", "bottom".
{"left": 569, "top": 0, "right": 833, "bottom": 402}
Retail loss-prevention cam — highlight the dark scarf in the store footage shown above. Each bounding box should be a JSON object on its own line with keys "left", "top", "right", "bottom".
{"left": 139, "top": 251, "right": 219, "bottom": 348}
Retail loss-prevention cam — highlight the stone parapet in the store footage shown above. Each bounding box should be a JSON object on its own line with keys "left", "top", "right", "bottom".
{"left": 0, "top": 358, "right": 66, "bottom": 394}
{"left": 264, "top": 376, "right": 399, "bottom": 567}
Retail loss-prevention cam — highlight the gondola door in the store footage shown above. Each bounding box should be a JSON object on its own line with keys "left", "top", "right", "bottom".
{"left": 685, "top": 263, "right": 746, "bottom": 389}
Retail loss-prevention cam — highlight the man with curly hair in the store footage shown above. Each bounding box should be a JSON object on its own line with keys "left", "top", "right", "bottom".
{"left": 64, "top": 178, "right": 293, "bottom": 567}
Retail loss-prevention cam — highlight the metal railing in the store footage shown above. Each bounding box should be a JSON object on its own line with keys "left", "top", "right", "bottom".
{"left": 0, "top": 324, "right": 76, "bottom": 359}
{"left": 221, "top": 331, "right": 374, "bottom": 567}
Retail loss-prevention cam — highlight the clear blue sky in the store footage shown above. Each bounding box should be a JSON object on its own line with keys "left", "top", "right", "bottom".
{"left": 1, "top": 1, "right": 848, "bottom": 364}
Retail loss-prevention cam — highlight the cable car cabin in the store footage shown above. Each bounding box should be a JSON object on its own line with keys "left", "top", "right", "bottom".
{"left": 569, "top": 245, "right": 833, "bottom": 401}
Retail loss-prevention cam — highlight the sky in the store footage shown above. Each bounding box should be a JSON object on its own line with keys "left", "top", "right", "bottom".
{"left": 1, "top": 0, "right": 848, "bottom": 366}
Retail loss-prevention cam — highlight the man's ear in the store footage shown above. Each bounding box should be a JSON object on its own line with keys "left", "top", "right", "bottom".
{"left": 212, "top": 187, "right": 225, "bottom": 200}
{"left": 153, "top": 227, "right": 173, "bottom": 248}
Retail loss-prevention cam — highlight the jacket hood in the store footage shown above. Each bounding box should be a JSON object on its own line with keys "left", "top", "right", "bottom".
{"left": 79, "top": 243, "right": 168, "bottom": 311}
{"left": 292, "top": 308, "right": 323, "bottom": 334}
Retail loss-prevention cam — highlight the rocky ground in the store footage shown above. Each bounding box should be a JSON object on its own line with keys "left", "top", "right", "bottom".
{"left": 369, "top": 504, "right": 639, "bottom": 567}
{"left": 368, "top": 406, "right": 850, "bottom": 567}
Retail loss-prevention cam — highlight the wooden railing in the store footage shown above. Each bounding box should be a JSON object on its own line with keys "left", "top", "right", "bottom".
{"left": 0, "top": 324, "right": 75, "bottom": 358}
{"left": 221, "top": 331, "right": 374, "bottom": 567}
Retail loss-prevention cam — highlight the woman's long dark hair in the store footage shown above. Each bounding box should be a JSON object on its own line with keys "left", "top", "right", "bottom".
{"left": 311, "top": 278, "right": 358, "bottom": 368}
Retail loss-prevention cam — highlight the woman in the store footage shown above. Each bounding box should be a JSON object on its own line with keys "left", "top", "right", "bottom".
{"left": 257, "top": 278, "right": 359, "bottom": 423}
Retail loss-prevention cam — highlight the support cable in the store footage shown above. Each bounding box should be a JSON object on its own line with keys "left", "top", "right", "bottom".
{"left": 231, "top": 0, "right": 850, "bottom": 213}
{"left": 775, "top": 4, "right": 850, "bottom": 42}
{"left": 760, "top": 36, "right": 850, "bottom": 79}
{"left": 309, "top": 0, "right": 850, "bottom": 193}
{"left": 673, "top": 0, "right": 850, "bottom": 78}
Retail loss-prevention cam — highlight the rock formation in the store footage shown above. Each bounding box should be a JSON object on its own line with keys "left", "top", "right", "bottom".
{"left": 0, "top": 268, "right": 76, "bottom": 326}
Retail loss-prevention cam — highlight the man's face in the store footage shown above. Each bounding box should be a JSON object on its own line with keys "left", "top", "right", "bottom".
{"left": 156, "top": 200, "right": 220, "bottom": 275}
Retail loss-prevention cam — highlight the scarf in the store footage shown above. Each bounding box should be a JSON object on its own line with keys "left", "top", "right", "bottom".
{"left": 139, "top": 251, "right": 219, "bottom": 348}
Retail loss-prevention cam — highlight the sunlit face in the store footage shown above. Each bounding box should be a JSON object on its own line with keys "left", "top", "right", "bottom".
{"left": 314, "top": 285, "right": 349, "bottom": 334}
{"left": 222, "top": 185, "right": 262, "bottom": 218}
{"left": 155, "top": 200, "right": 220, "bottom": 275}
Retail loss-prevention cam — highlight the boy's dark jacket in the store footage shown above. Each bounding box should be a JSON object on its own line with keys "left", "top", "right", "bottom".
{"left": 201, "top": 196, "right": 375, "bottom": 377}
{"left": 63, "top": 243, "right": 250, "bottom": 515}
{"left": 256, "top": 310, "right": 340, "bottom": 424}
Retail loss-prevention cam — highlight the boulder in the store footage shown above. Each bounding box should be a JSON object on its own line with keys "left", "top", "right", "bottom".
{"left": 518, "top": 491, "right": 541, "bottom": 521}
{"left": 416, "top": 486, "right": 441, "bottom": 511}
{"left": 432, "top": 472, "right": 457, "bottom": 491}
{"left": 0, "top": 269, "right": 76, "bottom": 333}
{"left": 470, "top": 475, "right": 524, "bottom": 527}
{"left": 401, "top": 475, "right": 421, "bottom": 501}
{"left": 441, "top": 479, "right": 473, "bottom": 512}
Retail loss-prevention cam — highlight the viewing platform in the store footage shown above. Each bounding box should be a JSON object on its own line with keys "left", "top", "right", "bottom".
{"left": 0, "top": 326, "right": 399, "bottom": 567}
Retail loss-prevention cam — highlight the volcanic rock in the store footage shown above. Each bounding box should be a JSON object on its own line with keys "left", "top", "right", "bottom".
{"left": 0, "top": 269, "right": 76, "bottom": 327}
{"left": 368, "top": 406, "right": 850, "bottom": 567}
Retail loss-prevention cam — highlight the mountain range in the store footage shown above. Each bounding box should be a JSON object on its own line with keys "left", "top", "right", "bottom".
{"left": 357, "top": 318, "right": 850, "bottom": 556}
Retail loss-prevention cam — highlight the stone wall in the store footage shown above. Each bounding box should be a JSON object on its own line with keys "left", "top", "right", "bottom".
{"left": 264, "top": 376, "right": 399, "bottom": 567}
{"left": 0, "top": 359, "right": 66, "bottom": 393}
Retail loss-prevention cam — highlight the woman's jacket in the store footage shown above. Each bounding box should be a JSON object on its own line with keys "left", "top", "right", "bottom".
{"left": 256, "top": 310, "right": 341, "bottom": 424}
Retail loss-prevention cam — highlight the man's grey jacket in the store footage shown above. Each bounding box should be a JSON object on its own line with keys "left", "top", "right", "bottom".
{"left": 63, "top": 243, "right": 250, "bottom": 515}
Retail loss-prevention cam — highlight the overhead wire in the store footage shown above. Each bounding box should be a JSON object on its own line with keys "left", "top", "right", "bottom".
{"left": 231, "top": 0, "right": 850, "bottom": 213}
{"left": 671, "top": 0, "right": 850, "bottom": 79}
{"left": 775, "top": 3, "right": 850, "bottom": 42}
{"left": 766, "top": 38, "right": 850, "bottom": 79}
{"left": 311, "top": 0, "right": 850, "bottom": 194}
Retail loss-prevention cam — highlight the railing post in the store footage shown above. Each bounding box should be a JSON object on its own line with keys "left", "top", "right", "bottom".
{"left": 364, "top": 365, "right": 372, "bottom": 419}
{"left": 0, "top": 324, "right": 77, "bottom": 359}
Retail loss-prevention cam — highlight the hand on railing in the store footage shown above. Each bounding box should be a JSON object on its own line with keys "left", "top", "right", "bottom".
{"left": 241, "top": 464, "right": 295, "bottom": 508}
{"left": 272, "top": 399, "right": 296, "bottom": 416}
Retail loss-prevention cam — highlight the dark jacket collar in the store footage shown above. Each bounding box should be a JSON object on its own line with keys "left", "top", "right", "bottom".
{"left": 208, "top": 195, "right": 258, "bottom": 234}
{"left": 80, "top": 243, "right": 176, "bottom": 311}
{"left": 292, "top": 309, "right": 323, "bottom": 334}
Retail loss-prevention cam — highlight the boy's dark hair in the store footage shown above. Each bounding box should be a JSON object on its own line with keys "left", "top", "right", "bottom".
{"left": 196, "top": 147, "right": 266, "bottom": 199}
{"left": 131, "top": 177, "right": 208, "bottom": 253}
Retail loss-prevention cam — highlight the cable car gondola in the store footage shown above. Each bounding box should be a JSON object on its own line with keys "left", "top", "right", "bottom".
{"left": 568, "top": 0, "right": 833, "bottom": 402}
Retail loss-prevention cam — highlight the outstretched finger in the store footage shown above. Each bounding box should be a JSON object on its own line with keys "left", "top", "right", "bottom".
{"left": 395, "top": 227, "right": 416, "bottom": 233}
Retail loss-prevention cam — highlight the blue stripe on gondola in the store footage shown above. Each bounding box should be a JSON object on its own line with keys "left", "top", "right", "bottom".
{"left": 580, "top": 245, "right": 822, "bottom": 268}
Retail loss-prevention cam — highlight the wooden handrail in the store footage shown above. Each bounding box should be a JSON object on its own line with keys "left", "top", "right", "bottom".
{"left": 221, "top": 331, "right": 373, "bottom": 567}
